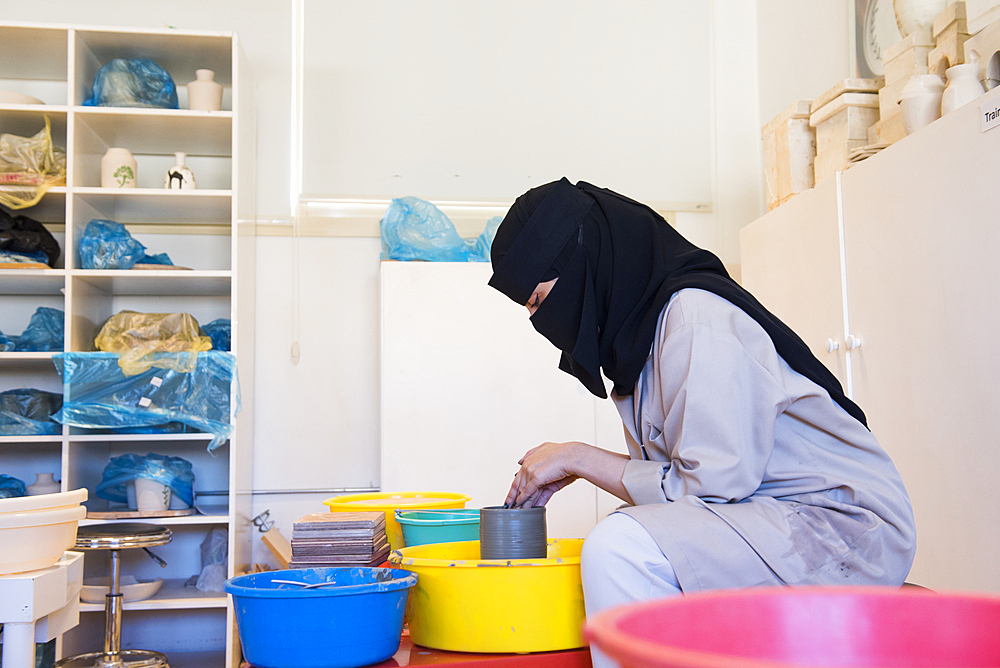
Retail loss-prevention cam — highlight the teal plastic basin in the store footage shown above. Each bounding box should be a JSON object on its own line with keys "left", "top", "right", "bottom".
{"left": 396, "top": 508, "right": 480, "bottom": 547}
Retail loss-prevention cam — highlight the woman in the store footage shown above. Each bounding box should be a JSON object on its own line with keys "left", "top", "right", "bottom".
{"left": 488, "top": 178, "right": 915, "bottom": 667}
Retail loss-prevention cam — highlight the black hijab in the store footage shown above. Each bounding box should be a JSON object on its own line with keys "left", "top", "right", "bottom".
{"left": 488, "top": 178, "right": 867, "bottom": 428}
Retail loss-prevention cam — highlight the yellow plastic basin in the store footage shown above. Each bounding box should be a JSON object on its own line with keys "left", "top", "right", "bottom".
{"left": 389, "top": 538, "right": 585, "bottom": 653}
{"left": 322, "top": 492, "right": 470, "bottom": 552}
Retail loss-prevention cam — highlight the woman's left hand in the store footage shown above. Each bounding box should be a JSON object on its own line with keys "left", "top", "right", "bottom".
{"left": 505, "top": 441, "right": 586, "bottom": 508}
{"left": 505, "top": 441, "right": 633, "bottom": 508}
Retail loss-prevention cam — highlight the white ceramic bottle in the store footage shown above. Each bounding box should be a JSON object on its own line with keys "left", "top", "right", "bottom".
{"left": 164, "top": 151, "right": 197, "bottom": 189}
{"left": 900, "top": 73, "right": 945, "bottom": 134}
{"left": 187, "top": 69, "right": 223, "bottom": 111}
{"left": 941, "top": 63, "right": 986, "bottom": 115}
{"left": 26, "top": 472, "right": 60, "bottom": 496}
{"left": 101, "top": 147, "right": 137, "bottom": 188}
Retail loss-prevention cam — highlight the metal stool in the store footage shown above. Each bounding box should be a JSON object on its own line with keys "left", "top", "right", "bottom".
{"left": 56, "top": 523, "right": 172, "bottom": 668}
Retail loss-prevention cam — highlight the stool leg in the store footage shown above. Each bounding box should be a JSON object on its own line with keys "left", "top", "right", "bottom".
{"left": 103, "top": 549, "right": 123, "bottom": 663}
{"left": 0, "top": 621, "right": 36, "bottom": 668}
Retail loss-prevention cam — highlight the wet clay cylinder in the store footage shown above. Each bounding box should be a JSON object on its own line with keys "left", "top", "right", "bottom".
{"left": 479, "top": 506, "right": 547, "bottom": 559}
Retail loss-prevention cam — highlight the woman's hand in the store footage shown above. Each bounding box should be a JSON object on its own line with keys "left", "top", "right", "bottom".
{"left": 505, "top": 442, "right": 633, "bottom": 508}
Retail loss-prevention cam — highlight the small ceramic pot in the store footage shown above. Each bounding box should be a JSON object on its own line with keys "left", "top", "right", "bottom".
{"left": 101, "top": 147, "right": 137, "bottom": 188}
{"left": 479, "top": 506, "right": 547, "bottom": 560}
{"left": 187, "top": 69, "right": 223, "bottom": 111}
{"left": 900, "top": 73, "right": 945, "bottom": 134}
{"left": 164, "top": 151, "right": 197, "bottom": 189}
{"left": 134, "top": 476, "right": 171, "bottom": 512}
{"left": 26, "top": 472, "right": 61, "bottom": 496}
{"left": 941, "top": 63, "right": 986, "bottom": 115}
{"left": 894, "top": 0, "right": 947, "bottom": 37}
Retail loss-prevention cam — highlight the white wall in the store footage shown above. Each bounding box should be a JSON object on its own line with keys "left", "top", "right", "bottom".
{"left": 755, "top": 0, "right": 851, "bottom": 123}
{"left": 8, "top": 1, "right": 848, "bottom": 569}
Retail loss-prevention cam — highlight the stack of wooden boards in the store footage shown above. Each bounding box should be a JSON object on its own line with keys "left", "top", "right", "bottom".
{"left": 289, "top": 511, "right": 390, "bottom": 568}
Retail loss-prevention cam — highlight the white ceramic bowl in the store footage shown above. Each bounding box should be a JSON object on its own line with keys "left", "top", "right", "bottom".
{"left": 0, "top": 503, "right": 87, "bottom": 575}
{"left": 0, "top": 488, "right": 87, "bottom": 514}
{"left": 0, "top": 90, "right": 45, "bottom": 105}
{"left": 81, "top": 575, "right": 164, "bottom": 603}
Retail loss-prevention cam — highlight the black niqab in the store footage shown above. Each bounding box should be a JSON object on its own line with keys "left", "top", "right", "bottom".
{"left": 488, "top": 177, "right": 867, "bottom": 428}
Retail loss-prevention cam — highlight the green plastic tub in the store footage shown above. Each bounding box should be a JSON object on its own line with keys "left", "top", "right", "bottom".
{"left": 395, "top": 509, "right": 480, "bottom": 547}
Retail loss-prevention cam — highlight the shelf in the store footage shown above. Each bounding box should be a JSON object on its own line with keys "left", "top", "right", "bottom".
{"left": 71, "top": 269, "right": 231, "bottom": 296}
{"left": 74, "top": 108, "right": 233, "bottom": 156}
{"left": 78, "top": 577, "right": 228, "bottom": 611}
{"left": 0, "top": 434, "right": 62, "bottom": 444}
{"left": 81, "top": 512, "right": 230, "bottom": 527}
{"left": 72, "top": 188, "right": 232, "bottom": 225}
{"left": 66, "top": 432, "right": 215, "bottom": 443}
{"left": 0, "top": 270, "right": 65, "bottom": 294}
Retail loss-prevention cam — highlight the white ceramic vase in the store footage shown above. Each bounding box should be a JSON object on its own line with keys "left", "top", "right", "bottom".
{"left": 900, "top": 73, "right": 946, "bottom": 134}
{"left": 26, "top": 472, "right": 60, "bottom": 496}
{"left": 941, "top": 63, "right": 986, "bottom": 115}
{"left": 164, "top": 151, "right": 197, "bottom": 189}
{"left": 101, "top": 147, "right": 137, "bottom": 188}
{"left": 187, "top": 69, "right": 223, "bottom": 111}
{"left": 894, "top": 0, "right": 948, "bottom": 37}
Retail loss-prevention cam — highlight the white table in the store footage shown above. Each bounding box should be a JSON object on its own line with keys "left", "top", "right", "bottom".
{"left": 0, "top": 552, "right": 83, "bottom": 668}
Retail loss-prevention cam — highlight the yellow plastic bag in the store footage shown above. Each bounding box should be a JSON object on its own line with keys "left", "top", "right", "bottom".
{"left": 94, "top": 311, "right": 213, "bottom": 376}
{"left": 0, "top": 116, "right": 67, "bottom": 210}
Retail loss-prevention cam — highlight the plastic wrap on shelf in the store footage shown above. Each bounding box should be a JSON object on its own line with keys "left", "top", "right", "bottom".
{"left": 379, "top": 196, "right": 497, "bottom": 262}
{"left": 52, "top": 351, "right": 240, "bottom": 451}
{"left": 194, "top": 527, "right": 228, "bottom": 592}
{"left": 0, "top": 116, "right": 67, "bottom": 210}
{"left": 0, "top": 474, "right": 26, "bottom": 498}
{"left": 94, "top": 311, "right": 212, "bottom": 376}
{"left": 0, "top": 388, "right": 63, "bottom": 435}
{"left": 78, "top": 219, "right": 174, "bottom": 270}
{"left": 83, "top": 58, "right": 179, "bottom": 109}
{"left": 96, "top": 452, "right": 195, "bottom": 508}
{"left": 202, "top": 318, "right": 231, "bottom": 352}
{"left": 5, "top": 306, "right": 64, "bottom": 352}
{"left": 0, "top": 331, "right": 14, "bottom": 351}
{"left": 0, "top": 204, "right": 61, "bottom": 265}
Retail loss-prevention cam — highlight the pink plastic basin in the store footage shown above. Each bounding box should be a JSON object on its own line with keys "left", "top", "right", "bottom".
{"left": 585, "top": 586, "right": 1000, "bottom": 668}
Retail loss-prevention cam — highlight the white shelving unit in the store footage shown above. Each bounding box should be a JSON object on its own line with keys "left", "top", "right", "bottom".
{"left": 0, "top": 21, "right": 255, "bottom": 668}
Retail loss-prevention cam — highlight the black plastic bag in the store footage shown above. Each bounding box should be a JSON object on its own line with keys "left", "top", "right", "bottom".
{"left": 0, "top": 388, "right": 63, "bottom": 435}
{"left": 0, "top": 205, "right": 60, "bottom": 266}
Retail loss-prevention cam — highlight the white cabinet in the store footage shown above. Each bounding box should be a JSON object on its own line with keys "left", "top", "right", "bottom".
{"left": 740, "top": 86, "right": 1000, "bottom": 593}
{"left": 0, "top": 22, "right": 255, "bottom": 668}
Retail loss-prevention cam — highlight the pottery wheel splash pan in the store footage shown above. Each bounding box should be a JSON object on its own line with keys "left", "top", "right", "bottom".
{"left": 389, "top": 538, "right": 585, "bottom": 653}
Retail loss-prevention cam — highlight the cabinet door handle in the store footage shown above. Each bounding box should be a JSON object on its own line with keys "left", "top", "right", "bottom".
{"left": 825, "top": 338, "right": 841, "bottom": 353}
{"left": 846, "top": 334, "right": 863, "bottom": 350}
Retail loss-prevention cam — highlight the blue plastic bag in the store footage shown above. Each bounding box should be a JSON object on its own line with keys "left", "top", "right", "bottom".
{"left": 52, "top": 351, "right": 239, "bottom": 451}
{"left": 0, "top": 388, "right": 62, "bottom": 436}
{"left": 79, "top": 219, "right": 173, "bottom": 270}
{"left": 96, "top": 452, "right": 195, "bottom": 507}
{"left": 0, "top": 474, "right": 26, "bottom": 498}
{"left": 202, "top": 319, "right": 231, "bottom": 352}
{"left": 474, "top": 215, "right": 502, "bottom": 260}
{"left": 15, "top": 306, "right": 63, "bottom": 352}
{"left": 380, "top": 197, "right": 490, "bottom": 262}
{"left": 83, "top": 59, "right": 179, "bottom": 109}
{"left": 0, "top": 330, "right": 14, "bottom": 351}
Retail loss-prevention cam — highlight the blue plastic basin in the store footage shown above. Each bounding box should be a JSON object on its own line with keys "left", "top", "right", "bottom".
{"left": 224, "top": 567, "right": 417, "bottom": 668}
{"left": 396, "top": 508, "right": 480, "bottom": 547}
